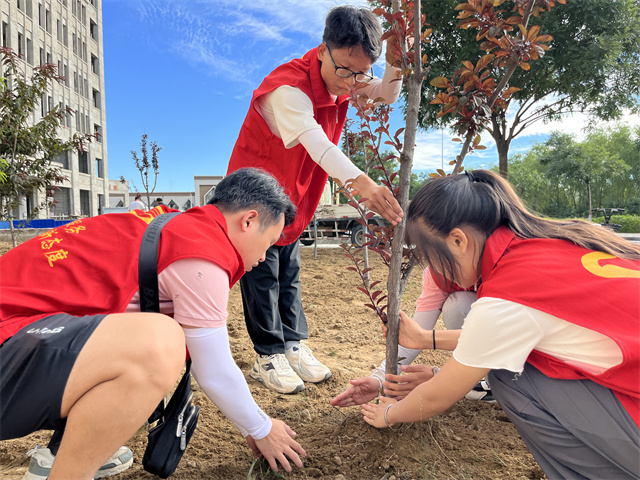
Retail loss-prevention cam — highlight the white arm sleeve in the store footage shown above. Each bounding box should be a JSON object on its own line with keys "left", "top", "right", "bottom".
{"left": 371, "top": 309, "right": 442, "bottom": 383}
{"left": 259, "top": 87, "right": 363, "bottom": 184}
{"left": 183, "top": 326, "right": 272, "bottom": 439}
{"left": 298, "top": 129, "right": 363, "bottom": 185}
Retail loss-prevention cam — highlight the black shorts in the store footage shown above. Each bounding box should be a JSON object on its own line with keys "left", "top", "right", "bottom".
{"left": 0, "top": 313, "right": 106, "bottom": 440}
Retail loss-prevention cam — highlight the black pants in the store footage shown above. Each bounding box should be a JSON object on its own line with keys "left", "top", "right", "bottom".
{"left": 239, "top": 241, "right": 307, "bottom": 355}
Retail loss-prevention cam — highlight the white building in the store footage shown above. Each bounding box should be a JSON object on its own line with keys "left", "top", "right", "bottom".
{"left": 2, "top": 0, "right": 110, "bottom": 219}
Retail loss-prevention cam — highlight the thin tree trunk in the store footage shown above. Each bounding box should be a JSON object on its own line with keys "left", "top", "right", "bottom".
{"left": 587, "top": 180, "right": 592, "bottom": 221}
{"left": 386, "top": 0, "right": 423, "bottom": 378}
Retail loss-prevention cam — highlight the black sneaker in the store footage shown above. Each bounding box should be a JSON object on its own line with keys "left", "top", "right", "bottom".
{"left": 464, "top": 379, "right": 496, "bottom": 402}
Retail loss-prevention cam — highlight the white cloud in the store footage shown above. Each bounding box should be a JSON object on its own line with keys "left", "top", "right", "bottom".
{"left": 127, "top": 0, "right": 380, "bottom": 85}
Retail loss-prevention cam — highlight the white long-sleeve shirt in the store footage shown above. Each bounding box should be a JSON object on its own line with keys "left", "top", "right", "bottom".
{"left": 256, "top": 62, "right": 402, "bottom": 185}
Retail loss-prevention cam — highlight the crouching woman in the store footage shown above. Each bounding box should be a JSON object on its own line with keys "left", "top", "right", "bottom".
{"left": 361, "top": 169, "right": 640, "bottom": 479}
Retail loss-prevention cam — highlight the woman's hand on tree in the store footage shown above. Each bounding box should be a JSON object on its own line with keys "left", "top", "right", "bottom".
{"left": 383, "top": 364, "right": 435, "bottom": 399}
{"left": 383, "top": 310, "right": 430, "bottom": 350}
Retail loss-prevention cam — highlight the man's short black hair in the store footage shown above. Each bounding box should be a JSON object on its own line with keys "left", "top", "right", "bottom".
{"left": 209, "top": 168, "right": 296, "bottom": 229}
{"left": 322, "top": 5, "right": 382, "bottom": 63}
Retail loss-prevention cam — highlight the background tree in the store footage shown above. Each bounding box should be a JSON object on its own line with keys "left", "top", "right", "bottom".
{"left": 505, "top": 124, "right": 639, "bottom": 217}
{"left": 0, "top": 47, "right": 97, "bottom": 247}
{"left": 418, "top": 0, "right": 640, "bottom": 177}
{"left": 129, "top": 134, "right": 162, "bottom": 209}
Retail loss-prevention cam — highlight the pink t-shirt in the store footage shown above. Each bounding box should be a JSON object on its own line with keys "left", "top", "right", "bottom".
{"left": 414, "top": 267, "right": 449, "bottom": 313}
{"left": 126, "top": 258, "right": 230, "bottom": 328}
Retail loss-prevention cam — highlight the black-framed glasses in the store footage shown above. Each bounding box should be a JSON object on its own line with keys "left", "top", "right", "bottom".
{"left": 325, "top": 44, "right": 374, "bottom": 83}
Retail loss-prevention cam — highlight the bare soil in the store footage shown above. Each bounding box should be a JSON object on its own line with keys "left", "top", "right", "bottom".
{"left": 0, "top": 242, "right": 545, "bottom": 480}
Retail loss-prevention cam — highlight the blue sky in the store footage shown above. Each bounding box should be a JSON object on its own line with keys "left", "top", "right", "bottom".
{"left": 101, "top": 0, "right": 638, "bottom": 193}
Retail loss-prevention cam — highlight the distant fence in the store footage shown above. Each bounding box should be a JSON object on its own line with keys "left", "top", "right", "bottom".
{"left": 0, "top": 219, "right": 75, "bottom": 229}
{"left": 0, "top": 219, "right": 76, "bottom": 242}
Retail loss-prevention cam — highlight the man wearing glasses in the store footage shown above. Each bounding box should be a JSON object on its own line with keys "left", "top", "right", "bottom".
{"left": 227, "top": 5, "right": 403, "bottom": 394}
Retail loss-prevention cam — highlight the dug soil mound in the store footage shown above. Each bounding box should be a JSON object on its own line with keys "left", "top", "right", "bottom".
{"left": 0, "top": 243, "right": 545, "bottom": 479}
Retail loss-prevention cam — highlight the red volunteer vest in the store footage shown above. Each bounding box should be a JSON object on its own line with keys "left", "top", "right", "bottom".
{"left": 479, "top": 226, "right": 640, "bottom": 426}
{"left": 0, "top": 205, "right": 245, "bottom": 343}
{"left": 227, "top": 47, "right": 350, "bottom": 245}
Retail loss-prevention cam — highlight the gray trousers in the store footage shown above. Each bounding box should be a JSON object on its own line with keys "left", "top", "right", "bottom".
{"left": 239, "top": 241, "right": 308, "bottom": 355}
{"left": 489, "top": 364, "right": 640, "bottom": 479}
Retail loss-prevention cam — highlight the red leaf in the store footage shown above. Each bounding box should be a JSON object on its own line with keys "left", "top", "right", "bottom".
{"left": 430, "top": 76, "right": 451, "bottom": 89}
{"left": 475, "top": 54, "right": 494, "bottom": 71}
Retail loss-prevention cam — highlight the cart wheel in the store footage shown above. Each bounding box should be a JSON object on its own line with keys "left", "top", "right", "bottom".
{"left": 351, "top": 224, "right": 365, "bottom": 246}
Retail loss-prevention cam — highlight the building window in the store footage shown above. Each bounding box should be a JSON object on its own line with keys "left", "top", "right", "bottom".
{"left": 38, "top": 3, "right": 44, "bottom": 27}
{"left": 56, "top": 19, "right": 61, "bottom": 41}
{"left": 26, "top": 37, "right": 33, "bottom": 64}
{"left": 66, "top": 104, "right": 72, "bottom": 127}
{"left": 73, "top": 71, "right": 78, "bottom": 92}
{"left": 53, "top": 151, "right": 69, "bottom": 169}
{"left": 91, "top": 54, "right": 99, "bottom": 74}
{"left": 46, "top": 51, "right": 51, "bottom": 64}
{"left": 72, "top": 32, "right": 76, "bottom": 54}
{"left": 2, "top": 22, "right": 8, "bottom": 48}
{"left": 80, "top": 189, "right": 90, "bottom": 216}
{"left": 92, "top": 88, "right": 100, "bottom": 109}
{"left": 94, "top": 123, "right": 102, "bottom": 141}
{"left": 17, "top": 0, "right": 23, "bottom": 11}
{"left": 81, "top": 4, "right": 86, "bottom": 23}
{"left": 71, "top": 0, "right": 75, "bottom": 15}
{"left": 78, "top": 150, "right": 89, "bottom": 174}
{"left": 64, "top": 63, "right": 69, "bottom": 86}
{"left": 25, "top": 0, "right": 33, "bottom": 17}
{"left": 82, "top": 41, "right": 87, "bottom": 61}
{"left": 84, "top": 77, "right": 88, "bottom": 98}
{"left": 96, "top": 157, "right": 103, "bottom": 178}
{"left": 52, "top": 187, "right": 72, "bottom": 218}
{"left": 63, "top": 21, "right": 67, "bottom": 46}
{"left": 41, "top": 93, "right": 46, "bottom": 117}
{"left": 183, "top": 199, "right": 192, "bottom": 210}
{"left": 17, "top": 32, "right": 25, "bottom": 57}
{"left": 89, "top": 19, "right": 97, "bottom": 40}
{"left": 39, "top": 47, "right": 45, "bottom": 65}
{"left": 45, "top": 8, "right": 51, "bottom": 33}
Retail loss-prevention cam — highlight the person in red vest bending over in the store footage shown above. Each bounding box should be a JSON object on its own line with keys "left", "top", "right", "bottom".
{"left": 0, "top": 168, "right": 306, "bottom": 480}
{"left": 360, "top": 169, "right": 640, "bottom": 479}
{"left": 227, "top": 5, "right": 404, "bottom": 395}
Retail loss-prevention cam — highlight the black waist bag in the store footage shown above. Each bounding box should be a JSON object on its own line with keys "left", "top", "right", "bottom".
{"left": 138, "top": 212, "right": 200, "bottom": 478}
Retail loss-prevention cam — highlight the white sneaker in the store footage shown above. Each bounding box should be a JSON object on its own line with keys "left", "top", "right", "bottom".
{"left": 285, "top": 341, "right": 332, "bottom": 383}
{"left": 250, "top": 353, "right": 305, "bottom": 394}
{"left": 23, "top": 445, "right": 133, "bottom": 480}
